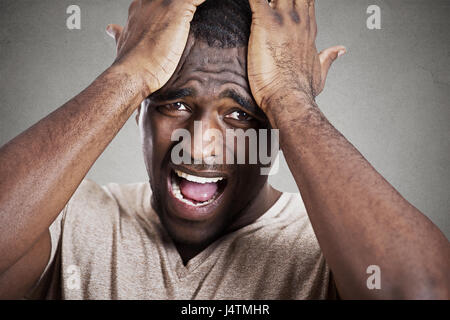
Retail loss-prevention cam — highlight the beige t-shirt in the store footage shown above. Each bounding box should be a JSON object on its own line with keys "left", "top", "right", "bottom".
{"left": 29, "top": 180, "right": 337, "bottom": 299}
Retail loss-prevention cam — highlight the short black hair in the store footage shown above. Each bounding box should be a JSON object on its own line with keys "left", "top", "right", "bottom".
{"left": 191, "top": 0, "right": 252, "bottom": 48}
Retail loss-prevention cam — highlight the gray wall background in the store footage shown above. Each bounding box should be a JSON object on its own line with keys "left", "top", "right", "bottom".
{"left": 0, "top": 0, "right": 449, "bottom": 238}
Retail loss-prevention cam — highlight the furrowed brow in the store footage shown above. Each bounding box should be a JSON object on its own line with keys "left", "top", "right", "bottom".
{"left": 149, "top": 88, "right": 196, "bottom": 103}
{"left": 219, "top": 89, "right": 263, "bottom": 117}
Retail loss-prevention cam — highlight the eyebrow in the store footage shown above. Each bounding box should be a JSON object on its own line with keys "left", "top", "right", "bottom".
{"left": 219, "top": 89, "right": 261, "bottom": 117}
{"left": 149, "top": 88, "right": 196, "bottom": 103}
{"left": 150, "top": 87, "right": 265, "bottom": 119}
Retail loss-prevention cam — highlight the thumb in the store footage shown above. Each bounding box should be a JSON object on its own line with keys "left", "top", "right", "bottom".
{"left": 318, "top": 45, "right": 346, "bottom": 93}
{"left": 106, "top": 24, "right": 123, "bottom": 44}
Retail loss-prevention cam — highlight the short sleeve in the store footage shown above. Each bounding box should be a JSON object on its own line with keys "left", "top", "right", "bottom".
{"left": 45, "top": 207, "right": 67, "bottom": 277}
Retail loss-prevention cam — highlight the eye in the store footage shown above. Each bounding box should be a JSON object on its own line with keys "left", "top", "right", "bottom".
{"left": 225, "top": 110, "right": 254, "bottom": 121}
{"left": 157, "top": 102, "right": 190, "bottom": 116}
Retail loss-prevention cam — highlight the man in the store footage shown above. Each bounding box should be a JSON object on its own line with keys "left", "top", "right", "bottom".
{"left": 0, "top": 0, "right": 448, "bottom": 299}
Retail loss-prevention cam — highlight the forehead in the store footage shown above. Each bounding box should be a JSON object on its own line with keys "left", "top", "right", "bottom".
{"left": 162, "top": 36, "right": 249, "bottom": 95}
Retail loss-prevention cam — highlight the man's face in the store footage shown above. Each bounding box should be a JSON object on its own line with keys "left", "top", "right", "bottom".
{"left": 138, "top": 36, "right": 274, "bottom": 247}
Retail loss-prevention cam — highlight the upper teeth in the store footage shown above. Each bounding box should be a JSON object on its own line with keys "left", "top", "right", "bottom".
{"left": 175, "top": 169, "right": 224, "bottom": 184}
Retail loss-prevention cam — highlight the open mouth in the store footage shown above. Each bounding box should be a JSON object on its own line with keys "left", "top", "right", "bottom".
{"left": 169, "top": 168, "right": 227, "bottom": 208}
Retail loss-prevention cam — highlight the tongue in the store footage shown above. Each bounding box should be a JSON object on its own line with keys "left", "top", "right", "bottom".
{"left": 179, "top": 178, "right": 218, "bottom": 202}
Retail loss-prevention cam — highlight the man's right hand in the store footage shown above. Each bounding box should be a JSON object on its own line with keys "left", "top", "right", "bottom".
{"left": 106, "top": 0, "right": 206, "bottom": 96}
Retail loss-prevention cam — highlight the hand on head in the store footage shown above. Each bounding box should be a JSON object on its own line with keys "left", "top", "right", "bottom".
{"left": 247, "top": 0, "right": 345, "bottom": 112}
{"left": 106, "top": 0, "right": 207, "bottom": 95}
{"left": 106, "top": 0, "right": 345, "bottom": 112}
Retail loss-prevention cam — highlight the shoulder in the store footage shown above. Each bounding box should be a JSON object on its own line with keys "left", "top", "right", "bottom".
{"left": 101, "top": 180, "right": 152, "bottom": 218}
{"left": 224, "top": 192, "right": 333, "bottom": 299}
{"left": 246, "top": 192, "right": 325, "bottom": 271}
{"left": 63, "top": 179, "right": 152, "bottom": 238}
{"left": 58, "top": 180, "right": 156, "bottom": 268}
{"left": 262, "top": 192, "right": 317, "bottom": 242}
{"left": 285, "top": 193, "right": 321, "bottom": 248}
{"left": 239, "top": 192, "right": 322, "bottom": 256}
{"left": 68, "top": 179, "right": 151, "bottom": 211}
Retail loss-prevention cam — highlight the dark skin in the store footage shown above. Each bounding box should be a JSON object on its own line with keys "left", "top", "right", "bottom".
{"left": 138, "top": 37, "right": 281, "bottom": 263}
{"left": 0, "top": 0, "right": 448, "bottom": 299}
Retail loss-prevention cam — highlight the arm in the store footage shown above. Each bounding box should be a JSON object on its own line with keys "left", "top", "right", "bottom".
{"left": 0, "top": 66, "right": 143, "bottom": 295}
{"left": 0, "top": 0, "right": 206, "bottom": 298}
{"left": 248, "top": 0, "right": 450, "bottom": 299}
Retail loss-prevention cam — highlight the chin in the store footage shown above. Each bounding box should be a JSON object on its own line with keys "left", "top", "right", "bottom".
{"left": 150, "top": 162, "right": 237, "bottom": 246}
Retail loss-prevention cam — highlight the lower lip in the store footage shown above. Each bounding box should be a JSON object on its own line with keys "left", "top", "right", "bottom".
{"left": 166, "top": 170, "right": 226, "bottom": 222}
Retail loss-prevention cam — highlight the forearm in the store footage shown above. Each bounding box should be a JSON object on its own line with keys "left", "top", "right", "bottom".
{"left": 267, "top": 92, "right": 450, "bottom": 299}
{"left": 0, "top": 65, "right": 146, "bottom": 273}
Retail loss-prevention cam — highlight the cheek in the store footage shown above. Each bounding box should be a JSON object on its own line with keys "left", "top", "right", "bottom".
{"left": 143, "top": 112, "right": 184, "bottom": 165}
{"left": 231, "top": 164, "right": 267, "bottom": 209}
{"left": 224, "top": 129, "right": 273, "bottom": 166}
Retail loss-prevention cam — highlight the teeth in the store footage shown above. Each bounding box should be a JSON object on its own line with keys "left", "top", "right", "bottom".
{"left": 174, "top": 169, "right": 224, "bottom": 184}
{"left": 171, "top": 174, "right": 218, "bottom": 207}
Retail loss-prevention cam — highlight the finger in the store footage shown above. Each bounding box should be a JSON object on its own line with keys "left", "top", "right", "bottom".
{"left": 295, "top": 0, "right": 309, "bottom": 19}
{"left": 190, "top": 0, "right": 208, "bottom": 6}
{"left": 276, "top": 0, "right": 294, "bottom": 11}
{"left": 106, "top": 24, "right": 123, "bottom": 44}
{"left": 308, "top": 0, "right": 317, "bottom": 38}
{"left": 318, "top": 45, "right": 346, "bottom": 91}
{"left": 249, "top": 0, "right": 271, "bottom": 14}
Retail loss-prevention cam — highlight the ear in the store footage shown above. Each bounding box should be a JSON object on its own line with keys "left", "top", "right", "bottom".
{"left": 106, "top": 24, "right": 123, "bottom": 46}
{"left": 318, "top": 45, "right": 346, "bottom": 94}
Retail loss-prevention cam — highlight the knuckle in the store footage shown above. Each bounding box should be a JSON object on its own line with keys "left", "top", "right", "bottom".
{"left": 289, "top": 10, "right": 300, "bottom": 24}
{"left": 272, "top": 11, "right": 284, "bottom": 25}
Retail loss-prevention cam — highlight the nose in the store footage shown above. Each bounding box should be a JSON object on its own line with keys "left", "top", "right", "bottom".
{"left": 188, "top": 117, "right": 223, "bottom": 165}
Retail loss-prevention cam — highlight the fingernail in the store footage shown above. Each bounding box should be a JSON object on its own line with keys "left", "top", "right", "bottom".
{"left": 338, "top": 49, "right": 346, "bottom": 57}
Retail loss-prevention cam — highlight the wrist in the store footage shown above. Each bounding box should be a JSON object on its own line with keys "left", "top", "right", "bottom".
{"left": 262, "top": 90, "right": 317, "bottom": 128}
{"left": 89, "top": 64, "right": 150, "bottom": 117}
{"left": 108, "top": 60, "right": 152, "bottom": 99}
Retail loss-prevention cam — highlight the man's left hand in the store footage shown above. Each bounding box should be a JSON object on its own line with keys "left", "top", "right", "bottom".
{"left": 247, "top": 0, "right": 346, "bottom": 115}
